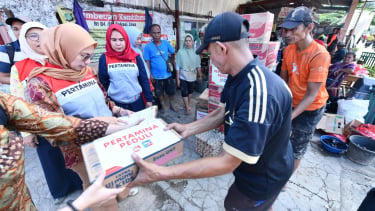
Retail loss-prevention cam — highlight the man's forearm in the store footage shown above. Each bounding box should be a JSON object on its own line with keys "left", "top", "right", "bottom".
{"left": 291, "top": 96, "right": 316, "bottom": 119}
{"left": 184, "top": 106, "right": 225, "bottom": 137}
{"left": 160, "top": 151, "right": 241, "bottom": 180}
{"left": 280, "top": 70, "right": 288, "bottom": 83}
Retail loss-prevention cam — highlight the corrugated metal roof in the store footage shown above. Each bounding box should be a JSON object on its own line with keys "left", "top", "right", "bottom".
{"left": 103, "top": 0, "right": 249, "bottom": 17}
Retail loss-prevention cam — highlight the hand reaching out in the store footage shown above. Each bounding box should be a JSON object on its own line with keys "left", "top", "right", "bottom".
{"left": 165, "top": 122, "right": 189, "bottom": 138}
{"left": 128, "top": 153, "right": 165, "bottom": 188}
{"left": 58, "top": 172, "right": 125, "bottom": 211}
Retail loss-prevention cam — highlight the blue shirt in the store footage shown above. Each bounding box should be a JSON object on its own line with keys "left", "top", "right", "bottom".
{"left": 0, "top": 41, "right": 24, "bottom": 73}
{"left": 221, "top": 58, "right": 294, "bottom": 200}
{"left": 143, "top": 40, "right": 175, "bottom": 79}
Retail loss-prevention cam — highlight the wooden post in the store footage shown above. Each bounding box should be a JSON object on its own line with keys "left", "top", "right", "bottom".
{"left": 339, "top": 0, "right": 359, "bottom": 42}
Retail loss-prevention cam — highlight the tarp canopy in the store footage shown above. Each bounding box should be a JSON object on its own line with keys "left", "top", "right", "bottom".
{"left": 102, "top": 0, "right": 249, "bottom": 17}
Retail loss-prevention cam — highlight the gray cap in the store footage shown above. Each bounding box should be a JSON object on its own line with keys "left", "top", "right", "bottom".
{"left": 279, "top": 6, "right": 314, "bottom": 29}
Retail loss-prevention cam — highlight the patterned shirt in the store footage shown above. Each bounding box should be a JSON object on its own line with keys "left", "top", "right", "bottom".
{"left": 0, "top": 92, "right": 108, "bottom": 211}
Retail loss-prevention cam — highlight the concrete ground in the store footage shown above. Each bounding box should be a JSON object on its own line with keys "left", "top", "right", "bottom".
{"left": 25, "top": 89, "right": 375, "bottom": 211}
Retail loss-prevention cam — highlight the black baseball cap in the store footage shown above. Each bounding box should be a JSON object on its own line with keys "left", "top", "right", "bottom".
{"left": 279, "top": 6, "right": 314, "bottom": 29}
{"left": 5, "top": 15, "right": 31, "bottom": 25}
{"left": 196, "top": 12, "right": 250, "bottom": 54}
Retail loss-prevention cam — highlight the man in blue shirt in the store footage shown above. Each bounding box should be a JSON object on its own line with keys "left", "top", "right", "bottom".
{"left": 143, "top": 24, "right": 176, "bottom": 112}
{"left": 130, "top": 12, "right": 294, "bottom": 210}
{"left": 0, "top": 16, "right": 31, "bottom": 93}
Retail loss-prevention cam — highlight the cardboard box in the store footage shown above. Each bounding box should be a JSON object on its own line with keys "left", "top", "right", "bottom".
{"left": 81, "top": 119, "right": 183, "bottom": 188}
{"left": 316, "top": 113, "right": 345, "bottom": 134}
{"left": 241, "top": 12, "right": 274, "bottom": 43}
{"left": 208, "top": 84, "right": 223, "bottom": 106}
{"left": 208, "top": 103, "right": 219, "bottom": 113}
{"left": 343, "top": 119, "right": 364, "bottom": 137}
{"left": 209, "top": 62, "right": 227, "bottom": 87}
{"left": 195, "top": 103, "right": 208, "bottom": 120}
{"left": 207, "top": 103, "right": 224, "bottom": 132}
{"left": 249, "top": 42, "right": 280, "bottom": 69}
{"left": 198, "top": 88, "right": 209, "bottom": 109}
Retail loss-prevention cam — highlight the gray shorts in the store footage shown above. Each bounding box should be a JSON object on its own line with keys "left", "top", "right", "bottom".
{"left": 291, "top": 106, "right": 325, "bottom": 159}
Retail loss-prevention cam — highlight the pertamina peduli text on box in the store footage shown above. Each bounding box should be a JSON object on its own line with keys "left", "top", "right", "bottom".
{"left": 81, "top": 118, "right": 183, "bottom": 188}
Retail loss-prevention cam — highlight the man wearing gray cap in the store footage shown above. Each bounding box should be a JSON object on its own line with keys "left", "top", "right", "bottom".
{"left": 129, "top": 12, "right": 294, "bottom": 210}
{"left": 279, "top": 6, "right": 330, "bottom": 173}
{"left": 0, "top": 15, "right": 30, "bottom": 93}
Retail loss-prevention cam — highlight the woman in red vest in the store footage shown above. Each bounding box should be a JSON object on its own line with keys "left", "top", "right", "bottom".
{"left": 24, "top": 23, "right": 133, "bottom": 211}
{"left": 10, "top": 22, "right": 84, "bottom": 204}
{"left": 98, "top": 24, "right": 153, "bottom": 112}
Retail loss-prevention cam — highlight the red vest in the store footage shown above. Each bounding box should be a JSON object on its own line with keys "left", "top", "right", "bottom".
{"left": 14, "top": 58, "right": 42, "bottom": 82}
{"left": 35, "top": 62, "right": 112, "bottom": 118}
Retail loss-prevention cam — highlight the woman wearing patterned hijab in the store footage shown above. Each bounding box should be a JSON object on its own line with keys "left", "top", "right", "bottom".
{"left": 175, "top": 34, "right": 202, "bottom": 114}
{"left": 25, "top": 23, "right": 133, "bottom": 211}
{"left": 99, "top": 24, "right": 153, "bottom": 112}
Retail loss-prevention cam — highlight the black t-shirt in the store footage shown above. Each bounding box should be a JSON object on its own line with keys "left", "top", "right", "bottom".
{"left": 221, "top": 58, "right": 294, "bottom": 200}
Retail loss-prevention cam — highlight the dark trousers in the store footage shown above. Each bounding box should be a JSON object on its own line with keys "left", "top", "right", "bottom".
{"left": 114, "top": 95, "right": 146, "bottom": 112}
{"left": 36, "top": 136, "right": 82, "bottom": 199}
{"left": 358, "top": 188, "right": 375, "bottom": 211}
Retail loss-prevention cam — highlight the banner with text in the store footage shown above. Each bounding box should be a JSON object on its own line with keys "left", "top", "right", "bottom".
{"left": 83, "top": 11, "right": 148, "bottom": 62}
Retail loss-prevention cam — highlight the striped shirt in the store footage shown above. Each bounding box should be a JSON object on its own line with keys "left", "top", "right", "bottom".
{"left": 220, "top": 57, "right": 294, "bottom": 200}
{"left": 0, "top": 41, "right": 25, "bottom": 73}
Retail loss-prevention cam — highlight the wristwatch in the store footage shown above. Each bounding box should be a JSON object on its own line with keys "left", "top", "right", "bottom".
{"left": 66, "top": 200, "right": 79, "bottom": 211}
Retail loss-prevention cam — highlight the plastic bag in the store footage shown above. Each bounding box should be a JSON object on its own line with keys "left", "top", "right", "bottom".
{"left": 337, "top": 99, "right": 369, "bottom": 124}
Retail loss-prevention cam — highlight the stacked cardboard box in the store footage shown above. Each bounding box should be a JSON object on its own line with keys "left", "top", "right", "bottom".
{"left": 208, "top": 61, "right": 225, "bottom": 132}
{"left": 195, "top": 88, "right": 209, "bottom": 120}
{"left": 195, "top": 130, "right": 224, "bottom": 157}
{"left": 249, "top": 42, "right": 280, "bottom": 69}
{"left": 241, "top": 12, "right": 280, "bottom": 70}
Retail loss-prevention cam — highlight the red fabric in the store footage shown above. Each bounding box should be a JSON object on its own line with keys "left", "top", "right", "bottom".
{"left": 327, "top": 34, "right": 337, "bottom": 47}
{"left": 356, "top": 124, "right": 375, "bottom": 140}
{"left": 104, "top": 24, "right": 138, "bottom": 62}
{"left": 15, "top": 58, "right": 42, "bottom": 81}
{"left": 105, "top": 54, "right": 137, "bottom": 65}
{"left": 354, "top": 64, "right": 369, "bottom": 76}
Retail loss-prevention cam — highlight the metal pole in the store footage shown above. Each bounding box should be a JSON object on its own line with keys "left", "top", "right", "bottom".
{"left": 175, "top": 0, "right": 180, "bottom": 51}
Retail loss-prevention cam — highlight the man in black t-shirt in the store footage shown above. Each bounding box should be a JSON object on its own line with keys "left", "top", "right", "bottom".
{"left": 129, "top": 12, "right": 294, "bottom": 210}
